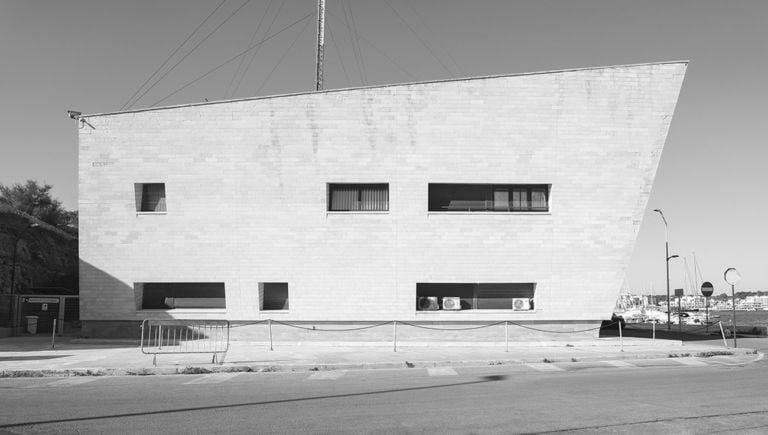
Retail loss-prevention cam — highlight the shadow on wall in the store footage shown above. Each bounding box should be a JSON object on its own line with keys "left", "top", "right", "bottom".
{"left": 79, "top": 259, "right": 175, "bottom": 339}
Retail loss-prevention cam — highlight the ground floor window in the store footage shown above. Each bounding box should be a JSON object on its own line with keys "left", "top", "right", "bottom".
{"left": 260, "top": 282, "right": 289, "bottom": 311}
{"left": 137, "top": 282, "right": 225, "bottom": 310}
{"left": 416, "top": 283, "right": 535, "bottom": 311}
{"left": 428, "top": 184, "right": 549, "bottom": 212}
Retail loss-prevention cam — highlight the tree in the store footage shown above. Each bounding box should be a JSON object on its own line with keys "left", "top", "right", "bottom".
{"left": 0, "top": 180, "right": 74, "bottom": 228}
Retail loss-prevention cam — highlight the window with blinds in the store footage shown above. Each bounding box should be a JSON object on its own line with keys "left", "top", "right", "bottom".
{"left": 260, "top": 282, "right": 289, "bottom": 311}
{"left": 134, "top": 183, "right": 167, "bottom": 212}
{"left": 428, "top": 184, "right": 549, "bottom": 212}
{"left": 328, "top": 183, "right": 389, "bottom": 211}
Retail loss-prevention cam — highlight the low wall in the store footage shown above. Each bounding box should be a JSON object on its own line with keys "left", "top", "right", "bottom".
{"left": 82, "top": 320, "right": 604, "bottom": 342}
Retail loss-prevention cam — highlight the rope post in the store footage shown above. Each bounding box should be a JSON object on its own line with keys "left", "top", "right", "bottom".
{"left": 393, "top": 321, "right": 397, "bottom": 352}
{"left": 618, "top": 321, "right": 623, "bottom": 352}
{"left": 652, "top": 321, "right": 656, "bottom": 342}
{"left": 719, "top": 321, "right": 728, "bottom": 347}
{"left": 51, "top": 318, "right": 57, "bottom": 350}
{"left": 505, "top": 321, "right": 509, "bottom": 352}
{"left": 268, "top": 319, "right": 273, "bottom": 351}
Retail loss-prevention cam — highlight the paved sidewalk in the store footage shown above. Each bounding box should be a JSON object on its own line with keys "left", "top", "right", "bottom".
{"left": 0, "top": 335, "right": 762, "bottom": 377}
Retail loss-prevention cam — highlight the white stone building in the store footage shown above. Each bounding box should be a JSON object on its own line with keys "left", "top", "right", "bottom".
{"left": 77, "top": 62, "right": 687, "bottom": 339}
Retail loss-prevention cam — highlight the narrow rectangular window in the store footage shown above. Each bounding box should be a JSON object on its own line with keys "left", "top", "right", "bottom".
{"left": 137, "top": 282, "right": 225, "bottom": 310}
{"left": 416, "top": 283, "right": 535, "bottom": 311}
{"left": 260, "top": 282, "right": 289, "bottom": 311}
{"left": 328, "top": 183, "right": 389, "bottom": 211}
{"left": 135, "top": 183, "right": 166, "bottom": 212}
{"left": 429, "top": 184, "right": 549, "bottom": 212}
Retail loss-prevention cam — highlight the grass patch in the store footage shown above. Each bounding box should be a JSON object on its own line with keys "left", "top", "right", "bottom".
{"left": 126, "top": 368, "right": 153, "bottom": 376}
{"left": 0, "top": 370, "right": 45, "bottom": 378}
{"left": 543, "top": 358, "right": 554, "bottom": 363}
{"left": 405, "top": 361, "right": 415, "bottom": 368}
{"left": 571, "top": 358, "right": 578, "bottom": 362}
{"left": 180, "top": 366, "right": 211, "bottom": 375}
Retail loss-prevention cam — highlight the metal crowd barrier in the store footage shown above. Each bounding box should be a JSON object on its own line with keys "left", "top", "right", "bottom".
{"left": 140, "top": 319, "right": 230, "bottom": 366}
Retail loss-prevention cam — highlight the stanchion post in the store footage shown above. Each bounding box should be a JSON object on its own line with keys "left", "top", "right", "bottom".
{"left": 505, "top": 321, "right": 509, "bottom": 352}
{"left": 652, "top": 321, "right": 656, "bottom": 342}
{"left": 719, "top": 321, "right": 728, "bottom": 347}
{"left": 51, "top": 318, "right": 57, "bottom": 350}
{"left": 268, "top": 319, "right": 273, "bottom": 351}
{"left": 618, "top": 320, "right": 623, "bottom": 352}
{"left": 393, "top": 321, "right": 397, "bottom": 353}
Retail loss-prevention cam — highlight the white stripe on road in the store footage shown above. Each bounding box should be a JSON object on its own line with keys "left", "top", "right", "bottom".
{"left": 182, "top": 373, "right": 243, "bottom": 385}
{"left": 24, "top": 377, "right": 100, "bottom": 389}
{"left": 307, "top": 370, "right": 347, "bottom": 380}
{"left": 674, "top": 358, "right": 708, "bottom": 367}
{"left": 604, "top": 360, "right": 637, "bottom": 368}
{"left": 427, "top": 367, "right": 458, "bottom": 377}
{"left": 60, "top": 356, "right": 108, "bottom": 367}
{"left": 525, "top": 363, "right": 565, "bottom": 372}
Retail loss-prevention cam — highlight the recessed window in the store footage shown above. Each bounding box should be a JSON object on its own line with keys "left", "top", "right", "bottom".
{"left": 260, "top": 282, "right": 289, "bottom": 311}
{"left": 137, "top": 282, "right": 225, "bottom": 310}
{"left": 135, "top": 183, "right": 166, "bottom": 212}
{"left": 416, "top": 283, "right": 535, "bottom": 311}
{"left": 328, "top": 183, "right": 389, "bottom": 211}
{"left": 428, "top": 184, "right": 549, "bottom": 212}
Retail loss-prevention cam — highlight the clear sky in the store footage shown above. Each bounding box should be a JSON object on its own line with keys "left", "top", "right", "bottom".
{"left": 1, "top": 0, "right": 767, "bottom": 294}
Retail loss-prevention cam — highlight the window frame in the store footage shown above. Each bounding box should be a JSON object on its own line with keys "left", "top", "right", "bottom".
{"left": 415, "top": 283, "right": 536, "bottom": 313}
{"left": 327, "top": 183, "right": 390, "bottom": 213}
{"left": 136, "top": 282, "right": 226, "bottom": 311}
{"left": 134, "top": 182, "right": 168, "bottom": 214}
{"left": 427, "top": 183, "right": 550, "bottom": 213}
{"left": 259, "top": 282, "right": 290, "bottom": 312}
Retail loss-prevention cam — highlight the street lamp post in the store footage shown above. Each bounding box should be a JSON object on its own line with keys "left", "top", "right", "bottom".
{"left": 6, "top": 223, "right": 38, "bottom": 330}
{"left": 654, "top": 209, "right": 678, "bottom": 330}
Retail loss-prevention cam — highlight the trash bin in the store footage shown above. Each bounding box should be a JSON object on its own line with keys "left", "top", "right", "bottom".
{"left": 25, "top": 316, "right": 38, "bottom": 334}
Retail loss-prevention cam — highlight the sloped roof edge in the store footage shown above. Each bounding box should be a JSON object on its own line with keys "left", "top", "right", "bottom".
{"left": 80, "top": 60, "right": 688, "bottom": 119}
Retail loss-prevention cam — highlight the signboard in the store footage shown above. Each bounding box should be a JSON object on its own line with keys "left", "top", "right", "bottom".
{"left": 24, "top": 297, "right": 59, "bottom": 304}
{"left": 674, "top": 288, "right": 684, "bottom": 297}
{"left": 701, "top": 281, "right": 714, "bottom": 297}
{"left": 724, "top": 268, "right": 741, "bottom": 285}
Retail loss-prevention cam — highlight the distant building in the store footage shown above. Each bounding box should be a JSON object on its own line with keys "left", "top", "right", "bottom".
{"left": 77, "top": 62, "right": 687, "bottom": 339}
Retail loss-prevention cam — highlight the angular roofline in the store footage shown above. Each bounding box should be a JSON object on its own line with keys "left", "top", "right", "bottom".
{"left": 79, "top": 60, "right": 689, "bottom": 119}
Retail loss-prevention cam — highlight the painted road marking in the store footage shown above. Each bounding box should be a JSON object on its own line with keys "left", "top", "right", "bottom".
{"left": 23, "top": 377, "right": 101, "bottom": 389}
{"left": 60, "top": 356, "right": 108, "bottom": 367}
{"left": 605, "top": 360, "right": 637, "bottom": 368}
{"left": 182, "top": 373, "right": 243, "bottom": 385}
{"left": 673, "top": 358, "right": 709, "bottom": 367}
{"left": 307, "top": 370, "right": 347, "bottom": 380}
{"left": 525, "top": 363, "right": 565, "bottom": 372}
{"left": 427, "top": 367, "right": 458, "bottom": 377}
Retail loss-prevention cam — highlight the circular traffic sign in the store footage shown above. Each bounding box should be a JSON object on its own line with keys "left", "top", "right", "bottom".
{"left": 701, "top": 281, "right": 714, "bottom": 297}
{"left": 724, "top": 268, "right": 741, "bottom": 285}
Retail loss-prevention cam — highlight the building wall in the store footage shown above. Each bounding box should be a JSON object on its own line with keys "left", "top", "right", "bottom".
{"left": 78, "top": 63, "right": 687, "bottom": 334}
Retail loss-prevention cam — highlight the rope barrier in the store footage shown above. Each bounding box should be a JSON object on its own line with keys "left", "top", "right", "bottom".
{"left": 397, "top": 321, "right": 506, "bottom": 331}
{"left": 512, "top": 320, "right": 617, "bottom": 334}
{"left": 228, "top": 320, "right": 269, "bottom": 329}
{"left": 270, "top": 320, "right": 393, "bottom": 332}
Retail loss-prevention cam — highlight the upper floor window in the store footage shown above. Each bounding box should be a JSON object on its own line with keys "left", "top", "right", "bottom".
{"left": 328, "top": 183, "right": 389, "bottom": 211}
{"left": 428, "top": 184, "right": 549, "bottom": 212}
{"left": 135, "top": 183, "right": 166, "bottom": 212}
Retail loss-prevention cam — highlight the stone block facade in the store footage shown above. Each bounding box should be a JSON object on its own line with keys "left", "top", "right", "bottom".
{"left": 78, "top": 62, "right": 686, "bottom": 339}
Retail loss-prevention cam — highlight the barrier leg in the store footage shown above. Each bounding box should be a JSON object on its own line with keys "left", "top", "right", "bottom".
{"left": 719, "top": 322, "right": 728, "bottom": 347}
{"left": 393, "top": 321, "right": 397, "bottom": 353}
{"left": 153, "top": 354, "right": 157, "bottom": 367}
{"left": 505, "top": 321, "right": 509, "bottom": 352}
{"left": 51, "top": 319, "right": 57, "bottom": 350}
{"left": 619, "top": 321, "right": 624, "bottom": 352}
{"left": 652, "top": 322, "right": 656, "bottom": 342}
{"left": 268, "top": 319, "right": 273, "bottom": 351}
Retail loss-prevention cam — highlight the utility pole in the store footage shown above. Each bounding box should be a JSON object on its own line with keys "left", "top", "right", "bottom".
{"left": 315, "top": 0, "right": 325, "bottom": 91}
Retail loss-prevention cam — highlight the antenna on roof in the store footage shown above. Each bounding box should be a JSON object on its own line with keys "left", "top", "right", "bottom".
{"left": 315, "top": 0, "right": 325, "bottom": 91}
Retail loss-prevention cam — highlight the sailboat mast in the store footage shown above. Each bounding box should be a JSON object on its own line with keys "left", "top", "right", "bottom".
{"left": 315, "top": 0, "right": 326, "bottom": 91}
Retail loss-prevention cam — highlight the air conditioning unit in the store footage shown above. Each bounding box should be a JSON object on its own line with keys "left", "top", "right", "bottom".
{"left": 418, "top": 296, "right": 439, "bottom": 311}
{"left": 512, "top": 298, "right": 531, "bottom": 311}
{"left": 442, "top": 297, "right": 462, "bottom": 310}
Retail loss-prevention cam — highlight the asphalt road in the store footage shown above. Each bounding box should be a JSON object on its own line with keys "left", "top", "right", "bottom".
{"left": 1, "top": 346, "right": 767, "bottom": 434}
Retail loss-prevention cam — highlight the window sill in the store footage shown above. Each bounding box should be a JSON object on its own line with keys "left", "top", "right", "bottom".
{"left": 136, "top": 211, "right": 167, "bottom": 216}
{"left": 415, "top": 310, "right": 537, "bottom": 314}
{"left": 427, "top": 212, "right": 550, "bottom": 216}
{"left": 260, "top": 310, "right": 290, "bottom": 314}
{"left": 138, "top": 309, "right": 226, "bottom": 313}
{"left": 326, "top": 211, "right": 390, "bottom": 215}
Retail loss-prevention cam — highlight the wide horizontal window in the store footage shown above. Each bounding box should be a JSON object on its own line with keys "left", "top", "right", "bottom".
{"left": 135, "top": 183, "right": 166, "bottom": 212}
{"left": 328, "top": 183, "right": 389, "bottom": 211}
{"left": 428, "top": 184, "right": 549, "bottom": 212}
{"left": 138, "top": 282, "right": 225, "bottom": 310}
{"left": 260, "top": 282, "right": 289, "bottom": 311}
{"left": 416, "top": 283, "right": 535, "bottom": 311}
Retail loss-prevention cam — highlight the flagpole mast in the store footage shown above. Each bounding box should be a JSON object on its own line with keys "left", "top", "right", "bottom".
{"left": 315, "top": 0, "right": 325, "bottom": 91}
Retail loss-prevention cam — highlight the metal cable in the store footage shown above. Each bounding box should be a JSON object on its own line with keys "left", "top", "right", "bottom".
{"left": 509, "top": 320, "right": 619, "bottom": 334}
{"left": 326, "top": 22, "right": 351, "bottom": 87}
{"left": 382, "top": 0, "right": 453, "bottom": 76}
{"left": 224, "top": 0, "right": 277, "bottom": 99}
{"left": 254, "top": 12, "right": 313, "bottom": 95}
{"left": 130, "top": 0, "right": 253, "bottom": 109}
{"left": 271, "top": 320, "right": 393, "bottom": 332}
{"left": 120, "top": 0, "right": 228, "bottom": 111}
{"left": 150, "top": 12, "right": 313, "bottom": 107}
{"left": 343, "top": 0, "right": 367, "bottom": 85}
{"left": 401, "top": 0, "right": 466, "bottom": 76}
{"left": 398, "top": 321, "right": 506, "bottom": 331}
